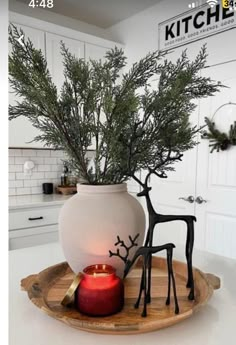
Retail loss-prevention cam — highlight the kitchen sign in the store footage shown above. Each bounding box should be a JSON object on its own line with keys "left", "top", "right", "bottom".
{"left": 158, "top": 4, "right": 236, "bottom": 51}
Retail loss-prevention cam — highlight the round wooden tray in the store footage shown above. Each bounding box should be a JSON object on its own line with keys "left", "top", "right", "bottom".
{"left": 21, "top": 257, "right": 220, "bottom": 335}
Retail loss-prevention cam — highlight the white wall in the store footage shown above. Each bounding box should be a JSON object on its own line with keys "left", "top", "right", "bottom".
{"left": 107, "top": 0, "right": 185, "bottom": 63}
{"left": 107, "top": 0, "right": 236, "bottom": 66}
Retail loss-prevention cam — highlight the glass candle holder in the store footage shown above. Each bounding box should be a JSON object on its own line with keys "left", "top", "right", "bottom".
{"left": 75, "top": 264, "right": 124, "bottom": 316}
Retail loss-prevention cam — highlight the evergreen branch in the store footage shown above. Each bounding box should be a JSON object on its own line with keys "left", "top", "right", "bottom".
{"left": 8, "top": 24, "right": 223, "bottom": 184}
{"left": 203, "top": 117, "right": 236, "bottom": 152}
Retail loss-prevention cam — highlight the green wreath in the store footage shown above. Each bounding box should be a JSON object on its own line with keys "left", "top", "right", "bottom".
{"left": 202, "top": 117, "right": 236, "bottom": 153}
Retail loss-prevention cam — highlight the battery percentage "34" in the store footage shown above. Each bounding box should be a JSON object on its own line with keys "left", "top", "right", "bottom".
{"left": 222, "top": 0, "right": 236, "bottom": 9}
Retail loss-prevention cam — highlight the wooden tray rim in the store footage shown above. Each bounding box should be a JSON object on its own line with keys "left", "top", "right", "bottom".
{"left": 21, "top": 257, "right": 220, "bottom": 335}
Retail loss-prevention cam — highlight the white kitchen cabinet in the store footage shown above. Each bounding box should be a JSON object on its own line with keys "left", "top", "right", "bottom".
{"left": 9, "top": 204, "right": 62, "bottom": 250}
{"left": 85, "top": 42, "right": 109, "bottom": 62}
{"left": 46, "top": 33, "right": 85, "bottom": 90}
{"left": 9, "top": 24, "right": 46, "bottom": 149}
{"left": 85, "top": 43, "right": 117, "bottom": 150}
{"left": 8, "top": 13, "right": 123, "bottom": 149}
{"left": 9, "top": 225, "right": 59, "bottom": 250}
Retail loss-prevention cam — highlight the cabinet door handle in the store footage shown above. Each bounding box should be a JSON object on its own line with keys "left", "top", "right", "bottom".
{"left": 28, "top": 216, "right": 44, "bottom": 221}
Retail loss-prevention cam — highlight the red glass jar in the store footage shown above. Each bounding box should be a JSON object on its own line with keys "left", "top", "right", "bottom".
{"left": 75, "top": 264, "right": 124, "bottom": 316}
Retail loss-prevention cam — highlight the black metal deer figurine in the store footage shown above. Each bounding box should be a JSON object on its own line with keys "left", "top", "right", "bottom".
{"left": 137, "top": 186, "right": 195, "bottom": 301}
{"left": 124, "top": 244, "right": 179, "bottom": 317}
{"left": 109, "top": 234, "right": 140, "bottom": 264}
{"left": 129, "top": 160, "right": 196, "bottom": 301}
{"left": 109, "top": 235, "right": 179, "bottom": 317}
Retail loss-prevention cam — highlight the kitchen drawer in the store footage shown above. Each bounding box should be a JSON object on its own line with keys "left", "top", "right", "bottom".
{"left": 9, "top": 224, "right": 59, "bottom": 250}
{"left": 9, "top": 205, "right": 61, "bottom": 230}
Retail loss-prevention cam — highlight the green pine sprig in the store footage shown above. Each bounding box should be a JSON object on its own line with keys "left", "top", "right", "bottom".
{"left": 9, "top": 24, "right": 222, "bottom": 184}
{"left": 202, "top": 117, "right": 236, "bottom": 152}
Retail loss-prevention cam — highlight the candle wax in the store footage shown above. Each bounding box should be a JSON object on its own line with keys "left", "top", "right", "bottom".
{"left": 76, "top": 264, "right": 124, "bottom": 316}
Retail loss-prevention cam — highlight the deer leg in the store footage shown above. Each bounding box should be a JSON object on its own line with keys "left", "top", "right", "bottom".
{"left": 144, "top": 225, "right": 151, "bottom": 247}
{"left": 187, "top": 251, "right": 195, "bottom": 300}
{"left": 185, "top": 220, "right": 193, "bottom": 288}
{"left": 168, "top": 248, "right": 179, "bottom": 314}
{"left": 134, "top": 269, "right": 144, "bottom": 309}
{"left": 166, "top": 249, "right": 171, "bottom": 306}
{"left": 143, "top": 224, "right": 152, "bottom": 303}
{"left": 146, "top": 254, "right": 152, "bottom": 304}
{"left": 185, "top": 223, "right": 191, "bottom": 288}
{"left": 141, "top": 256, "right": 148, "bottom": 317}
{"left": 146, "top": 222, "right": 155, "bottom": 304}
{"left": 186, "top": 221, "right": 195, "bottom": 300}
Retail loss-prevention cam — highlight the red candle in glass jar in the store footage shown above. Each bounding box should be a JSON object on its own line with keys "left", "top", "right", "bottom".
{"left": 75, "top": 264, "right": 124, "bottom": 316}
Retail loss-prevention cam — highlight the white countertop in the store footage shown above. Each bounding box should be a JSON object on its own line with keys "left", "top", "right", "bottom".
{"left": 9, "top": 242, "right": 236, "bottom": 345}
{"left": 9, "top": 194, "right": 73, "bottom": 210}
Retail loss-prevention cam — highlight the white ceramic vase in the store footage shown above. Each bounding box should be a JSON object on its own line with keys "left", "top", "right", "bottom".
{"left": 59, "top": 183, "right": 146, "bottom": 277}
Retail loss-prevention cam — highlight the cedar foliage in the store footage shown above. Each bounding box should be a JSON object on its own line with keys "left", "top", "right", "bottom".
{"left": 203, "top": 117, "right": 236, "bottom": 152}
{"left": 9, "top": 24, "right": 222, "bottom": 185}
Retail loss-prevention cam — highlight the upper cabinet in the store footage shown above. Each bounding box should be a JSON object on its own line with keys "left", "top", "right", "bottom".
{"left": 9, "top": 24, "right": 46, "bottom": 148}
{"left": 8, "top": 13, "right": 123, "bottom": 149}
{"left": 46, "top": 33, "right": 85, "bottom": 91}
{"left": 85, "top": 43, "right": 109, "bottom": 62}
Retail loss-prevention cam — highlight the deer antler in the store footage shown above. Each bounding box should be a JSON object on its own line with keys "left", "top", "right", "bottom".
{"left": 109, "top": 233, "right": 140, "bottom": 263}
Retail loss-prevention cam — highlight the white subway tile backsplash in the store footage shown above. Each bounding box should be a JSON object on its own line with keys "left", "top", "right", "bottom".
{"left": 22, "top": 149, "right": 37, "bottom": 157}
{"left": 24, "top": 173, "right": 32, "bottom": 180}
{"left": 16, "top": 187, "right": 31, "bottom": 195}
{"left": 44, "top": 157, "right": 57, "bottom": 164}
{"left": 9, "top": 165, "right": 23, "bottom": 172}
{"left": 9, "top": 173, "right": 15, "bottom": 180}
{"left": 16, "top": 173, "right": 26, "bottom": 180}
{"left": 9, "top": 180, "right": 24, "bottom": 188}
{"left": 50, "top": 165, "right": 62, "bottom": 172}
{"left": 31, "top": 187, "right": 43, "bottom": 194}
{"left": 31, "top": 157, "right": 44, "bottom": 164}
{"left": 24, "top": 180, "right": 40, "bottom": 187}
{"left": 9, "top": 149, "right": 22, "bottom": 157}
{"left": 50, "top": 150, "right": 65, "bottom": 157}
{"left": 31, "top": 172, "right": 45, "bottom": 180}
{"left": 45, "top": 172, "right": 58, "bottom": 179}
{"left": 15, "top": 157, "right": 29, "bottom": 164}
{"left": 52, "top": 178, "right": 60, "bottom": 185}
{"left": 36, "top": 150, "right": 51, "bottom": 157}
{"left": 37, "top": 165, "right": 51, "bottom": 172}
{"left": 9, "top": 149, "right": 66, "bottom": 196}
{"left": 57, "top": 158, "right": 64, "bottom": 164}
{"left": 9, "top": 188, "right": 16, "bottom": 196}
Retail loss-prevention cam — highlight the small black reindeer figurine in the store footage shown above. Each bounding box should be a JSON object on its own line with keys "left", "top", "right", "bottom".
{"left": 109, "top": 234, "right": 140, "bottom": 264}
{"left": 123, "top": 244, "right": 179, "bottom": 317}
{"left": 109, "top": 235, "right": 179, "bottom": 317}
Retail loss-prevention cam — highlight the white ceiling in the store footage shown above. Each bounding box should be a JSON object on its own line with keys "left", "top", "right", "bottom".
{"left": 14, "top": 0, "right": 163, "bottom": 28}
